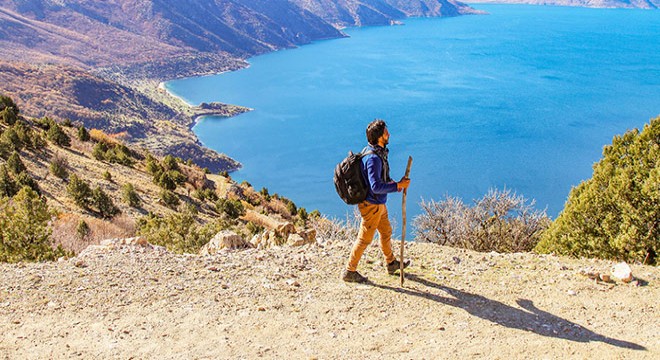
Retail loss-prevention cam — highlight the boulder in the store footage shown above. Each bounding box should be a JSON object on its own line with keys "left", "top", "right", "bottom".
{"left": 612, "top": 262, "right": 633, "bottom": 283}
{"left": 287, "top": 230, "right": 317, "bottom": 247}
{"left": 199, "top": 230, "right": 249, "bottom": 255}
{"left": 241, "top": 210, "right": 296, "bottom": 239}
{"left": 287, "top": 233, "right": 307, "bottom": 246}
{"left": 300, "top": 229, "right": 317, "bottom": 244}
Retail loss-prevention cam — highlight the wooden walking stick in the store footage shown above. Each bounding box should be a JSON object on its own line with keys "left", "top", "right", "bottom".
{"left": 400, "top": 156, "right": 413, "bottom": 286}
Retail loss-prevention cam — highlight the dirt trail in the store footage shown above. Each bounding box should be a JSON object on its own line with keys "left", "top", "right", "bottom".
{"left": 1, "top": 240, "right": 657, "bottom": 359}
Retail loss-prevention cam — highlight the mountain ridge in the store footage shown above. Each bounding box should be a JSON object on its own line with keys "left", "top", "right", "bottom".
{"left": 0, "top": 0, "right": 480, "bottom": 171}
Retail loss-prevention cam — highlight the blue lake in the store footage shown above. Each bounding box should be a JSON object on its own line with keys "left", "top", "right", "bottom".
{"left": 165, "top": 4, "right": 660, "bottom": 225}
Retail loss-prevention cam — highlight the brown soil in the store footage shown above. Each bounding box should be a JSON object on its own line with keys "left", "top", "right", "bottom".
{"left": 0, "top": 240, "right": 657, "bottom": 359}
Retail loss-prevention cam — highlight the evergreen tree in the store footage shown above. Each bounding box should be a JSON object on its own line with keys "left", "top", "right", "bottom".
{"left": 92, "top": 186, "right": 119, "bottom": 218}
{"left": 0, "top": 96, "right": 19, "bottom": 126}
{"left": 0, "top": 186, "right": 69, "bottom": 263}
{"left": 77, "top": 126, "right": 90, "bottom": 142}
{"left": 0, "top": 166, "right": 17, "bottom": 198}
{"left": 122, "top": 183, "right": 141, "bottom": 208}
{"left": 15, "top": 171, "right": 40, "bottom": 195}
{"left": 47, "top": 124, "right": 71, "bottom": 147}
{"left": 536, "top": 116, "right": 660, "bottom": 264}
{"left": 67, "top": 174, "right": 92, "bottom": 208}
{"left": 6, "top": 151, "right": 26, "bottom": 175}
{"left": 76, "top": 220, "right": 90, "bottom": 240}
{"left": 162, "top": 155, "right": 179, "bottom": 172}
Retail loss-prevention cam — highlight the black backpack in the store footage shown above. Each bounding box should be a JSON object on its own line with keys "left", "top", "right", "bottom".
{"left": 333, "top": 150, "right": 374, "bottom": 205}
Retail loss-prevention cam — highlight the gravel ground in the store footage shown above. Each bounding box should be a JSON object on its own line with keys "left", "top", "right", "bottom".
{"left": 1, "top": 239, "right": 658, "bottom": 359}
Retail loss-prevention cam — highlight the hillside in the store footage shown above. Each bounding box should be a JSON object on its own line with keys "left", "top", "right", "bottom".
{"left": 0, "top": 0, "right": 480, "bottom": 172}
{"left": 0, "top": 239, "right": 657, "bottom": 358}
{"left": 0, "top": 99, "right": 320, "bottom": 262}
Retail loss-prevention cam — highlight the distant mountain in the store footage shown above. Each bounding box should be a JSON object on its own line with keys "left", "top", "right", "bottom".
{"left": 469, "top": 0, "right": 658, "bottom": 9}
{"left": 0, "top": 0, "right": 480, "bottom": 172}
{"left": 0, "top": 0, "right": 478, "bottom": 69}
{"left": 292, "top": 0, "right": 480, "bottom": 27}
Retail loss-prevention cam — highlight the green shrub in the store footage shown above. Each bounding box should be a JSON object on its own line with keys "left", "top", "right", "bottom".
{"left": 0, "top": 96, "right": 19, "bottom": 126}
{"left": 246, "top": 221, "right": 264, "bottom": 236}
{"left": 67, "top": 174, "right": 92, "bottom": 208}
{"left": 35, "top": 117, "right": 55, "bottom": 130}
{"left": 76, "top": 220, "right": 90, "bottom": 240}
{"left": 92, "top": 142, "right": 108, "bottom": 161}
{"left": 136, "top": 209, "right": 228, "bottom": 254}
{"left": 0, "top": 187, "right": 70, "bottom": 263}
{"left": 92, "top": 187, "right": 119, "bottom": 218}
{"left": 414, "top": 189, "right": 550, "bottom": 253}
{"left": 0, "top": 166, "right": 17, "bottom": 198}
{"left": 536, "top": 116, "right": 660, "bottom": 264}
{"left": 62, "top": 119, "right": 73, "bottom": 127}
{"left": 216, "top": 198, "right": 245, "bottom": 219}
{"left": 260, "top": 187, "right": 271, "bottom": 202}
{"left": 192, "top": 188, "right": 218, "bottom": 202}
{"left": 160, "top": 189, "right": 180, "bottom": 209}
{"left": 15, "top": 171, "right": 40, "bottom": 195}
{"left": 77, "top": 126, "right": 90, "bottom": 141}
{"left": 0, "top": 138, "right": 12, "bottom": 159}
{"left": 296, "top": 207, "right": 308, "bottom": 227}
{"left": 145, "top": 154, "right": 162, "bottom": 175}
{"left": 1, "top": 127, "right": 22, "bottom": 153}
{"left": 285, "top": 199, "right": 297, "bottom": 216}
{"left": 122, "top": 183, "right": 141, "bottom": 208}
{"left": 102, "top": 171, "right": 112, "bottom": 181}
{"left": 49, "top": 155, "right": 68, "bottom": 179}
{"left": 93, "top": 142, "right": 134, "bottom": 166}
{"left": 6, "top": 151, "right": 26, "bottom": 175}
{"left": 47, "top": 124, "right": 71, "bottom": 147}
{"left": 162, "top": 155, "right": 179, "bottom": 172}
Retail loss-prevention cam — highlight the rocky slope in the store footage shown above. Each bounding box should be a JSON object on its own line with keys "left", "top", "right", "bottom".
{"left": 0, "top": 0, "right": 480, "bottom": 172}
{"left": 0, "top": 238, "right": 657, "bottom": 358}
{"left": 470, "top": 0, "right": 658, "bottom": 9}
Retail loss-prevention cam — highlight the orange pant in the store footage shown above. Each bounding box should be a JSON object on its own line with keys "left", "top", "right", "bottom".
{"left": 346, "top": 202, "right": 396, "bottom": 272}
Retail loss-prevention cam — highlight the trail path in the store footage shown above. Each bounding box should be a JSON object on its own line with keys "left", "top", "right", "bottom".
{"left": 1, "top": 241, "right": 657, "bottom": 359}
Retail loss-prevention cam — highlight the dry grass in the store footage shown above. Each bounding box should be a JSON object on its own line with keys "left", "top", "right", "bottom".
{"left": 51, "top": 213, "right": 136, "bottom": 254}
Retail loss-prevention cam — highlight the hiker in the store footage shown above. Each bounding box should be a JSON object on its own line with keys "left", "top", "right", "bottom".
{"left": 342, "top": 119, "right": 411, "bottom": 283}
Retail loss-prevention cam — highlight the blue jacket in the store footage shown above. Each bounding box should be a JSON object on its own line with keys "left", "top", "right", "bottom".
{"left": 362, "top": 145, "right": 398, "bottom": 204}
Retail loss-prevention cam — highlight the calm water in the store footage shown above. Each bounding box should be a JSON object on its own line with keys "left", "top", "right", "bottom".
{"left": 165, "top": 5, "right": 660, "bottom": 224}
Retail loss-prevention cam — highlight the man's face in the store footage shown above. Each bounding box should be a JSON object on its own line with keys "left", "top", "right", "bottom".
{"left": 380, "top": 127, "right": 390, "bottom": 146}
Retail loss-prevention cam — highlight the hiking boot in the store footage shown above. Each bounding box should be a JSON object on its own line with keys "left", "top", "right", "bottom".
{"left": 387, "top": 259, "right": 411, "bottom": 275}
{"left": 342, "top": 269, "right": 368, "bottom": 283}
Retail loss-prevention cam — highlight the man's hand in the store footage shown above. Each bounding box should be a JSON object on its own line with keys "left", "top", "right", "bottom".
{"left": 397, "top": 177, "right": 411, "bottom": 191}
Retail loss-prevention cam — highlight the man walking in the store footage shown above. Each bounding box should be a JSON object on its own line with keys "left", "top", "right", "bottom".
{"left": 343, "top": 119, "right": 411, "bottom": 283}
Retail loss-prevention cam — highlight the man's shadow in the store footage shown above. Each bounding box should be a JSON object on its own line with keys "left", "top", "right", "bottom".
{"left": 368, "top": 274, "right": 645, "bottom": 351}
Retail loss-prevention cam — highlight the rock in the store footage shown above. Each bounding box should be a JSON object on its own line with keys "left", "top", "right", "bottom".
{"left": 100, "top": 237, "right": 148, "bottom": 248}
{"left": 612, "top": 262, "right": 633, "bottom": 283}
{"left": 599, "top": 274, "right": 611, "bottom": 282}
{"left": 287, "top": 232, "right": 316, "bottom": 247}
{"left": 567, "top": 290, "right": 577, "bottom": 296}
{"left": 300, "top": 229, "right": 317, "bottom": 244}
{"left": 199, "top": 230, "right": 250, "bottom": 255}
{"left": 287, "top": 233, "right": 307, "bottom": 246}
{"left": 241, "top": 210, "right": 296, "bottom": 239}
